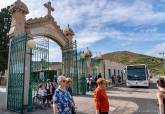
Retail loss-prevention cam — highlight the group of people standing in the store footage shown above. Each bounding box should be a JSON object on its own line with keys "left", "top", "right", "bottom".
{"left": 111, "top": 75, "right": 121, "bottom": 86}
{"left": 87, "top": 73, "right": 103, "bottom": 91}
{"left": 38, "top": 74, "right": 110, "bottom": 114}
{"left": 37, "top": 79, "right": 56, "bottom": 105}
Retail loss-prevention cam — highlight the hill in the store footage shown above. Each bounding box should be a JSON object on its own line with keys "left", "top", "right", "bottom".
{"left": 103, "top": 51, "right": 165, "bottom": 75}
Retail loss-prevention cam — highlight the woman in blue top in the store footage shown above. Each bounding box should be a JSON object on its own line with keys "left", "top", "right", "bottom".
{"left": 53, "top": 76, "right": 74, "bottom": 114}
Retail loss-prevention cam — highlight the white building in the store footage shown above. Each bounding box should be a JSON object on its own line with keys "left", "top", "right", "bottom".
{"left": 104, "top": 60, "right": 126, "bottom": 81}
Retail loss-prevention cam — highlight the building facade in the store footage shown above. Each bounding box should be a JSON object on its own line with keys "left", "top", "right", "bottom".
{"left": 104, "top": 60, "right": 126, "bottom": 81}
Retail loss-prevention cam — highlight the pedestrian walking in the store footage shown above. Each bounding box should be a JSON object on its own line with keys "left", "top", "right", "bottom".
{"left": 94, "top": 78, "right": 110, "bottom": 114}
{"left": 45, "top": 79, "right": 54, "bottom": 104}
{"left": 98, "top": 73, "right": 102, "bottom": 79}
{"left": 66, "top": 78, "right": 76, "bottom": 114}
{"left": 94, "top": 75, "right": 98, "bottom": 88}
{"left": 156, "top": 78, "right": 165, "bottom": 114}
{"left": 87, "top": 77, "right": 90, "bottom": 91}
{"left": 53, "top": 76, "right": 74, "bottom": 114}
{"left": 89, "top": 76, "right": 93, "bottom": 91}
{"left": 111, "top": 75, "right": 115, "bottom": 85}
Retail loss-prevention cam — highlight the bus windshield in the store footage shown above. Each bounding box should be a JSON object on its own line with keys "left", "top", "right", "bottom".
{"left": 127, "top": 67, "right": 146, "bottom": 80}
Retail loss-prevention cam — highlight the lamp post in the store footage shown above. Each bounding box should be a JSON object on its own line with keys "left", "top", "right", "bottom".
{"left": 27, "top": 39, "right": 36, "bottom": 112}
{"left": 159, "top": 52, "right": 165, "bottom": 68}
{"left": 80, "top": 51, "right": 86, "bottom": 95}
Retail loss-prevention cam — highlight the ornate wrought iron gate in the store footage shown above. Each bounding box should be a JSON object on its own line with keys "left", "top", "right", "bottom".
{"left": 62, "top": 41, "right": 78, "bottom": 95}
{"left": 7, "top": 33, "right": 27, "bottom": 114}
{"left": 91, "top": 58, "right": 100, "bottom": 76}
{"left": 28, "top": 38, "right": 49, "bottom": 111}
{"left": 79, "top": 54, "right": 87, "bottom": 95}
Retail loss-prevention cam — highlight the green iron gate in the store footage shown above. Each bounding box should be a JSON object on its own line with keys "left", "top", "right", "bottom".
{"left": 62, "top": 40, "right": 78, "bottom": 95}
{"left": 78, "top": 52, "right": 87, "bottom": 95}
{"left": 28, "top": 37, "right": 49, "bottom": 111}
{"left": 91, "top": 58, "right": 100, "bottom": 76}
{"left": 7, "top": 33, "right": 27, "bottom": 114}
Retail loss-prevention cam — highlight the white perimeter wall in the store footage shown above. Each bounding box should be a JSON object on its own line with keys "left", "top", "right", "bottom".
{"left": 0, "top": 87, "right": 7, "bottom": 110}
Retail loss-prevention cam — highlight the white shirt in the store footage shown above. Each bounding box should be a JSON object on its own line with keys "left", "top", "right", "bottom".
{"left": 38, "top": 88, "right": 46, "bottom": 96}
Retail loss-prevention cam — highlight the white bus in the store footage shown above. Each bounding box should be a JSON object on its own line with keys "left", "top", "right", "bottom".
{"left": 126, "top": 64, "right": 150, "bottom": 87}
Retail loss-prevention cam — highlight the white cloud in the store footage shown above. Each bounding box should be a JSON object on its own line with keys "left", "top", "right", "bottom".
{"left": 146, "top": 42, "right": 165, "bottom": 57}
{"left": 1, "top": 0, "right": 165, "bottom": 52}
{"left": 49, "top": 47, "right": 62, "bottom": 62}
{"left": 0, "top": 0, "right": 13, "bottom": 9}
{"left": 76, "top": 33, "right": 104, "bottom": 48}
{"left": 49, "top": 39, "right": 62, "bottom": 62}
{"left": 75, "top": 29, "right": 165, "bottom": 49}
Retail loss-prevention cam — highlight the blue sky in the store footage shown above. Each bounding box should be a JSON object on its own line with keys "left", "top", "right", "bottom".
{"left": 1, "top": 0, "right": 165, "bottom": 61}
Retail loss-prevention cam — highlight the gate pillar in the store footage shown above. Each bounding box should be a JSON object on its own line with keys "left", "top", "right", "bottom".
{"left": 8, "top": 0, "right": 30, "bottom": 107}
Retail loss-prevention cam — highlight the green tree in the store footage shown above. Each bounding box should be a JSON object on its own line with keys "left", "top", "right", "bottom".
{"left": 0, "top": 6, "right": 11, "bottom": 73}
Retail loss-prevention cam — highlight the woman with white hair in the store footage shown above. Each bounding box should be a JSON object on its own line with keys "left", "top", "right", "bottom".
{"left": 53, "top": 76, "right": 74, "bottom": 114}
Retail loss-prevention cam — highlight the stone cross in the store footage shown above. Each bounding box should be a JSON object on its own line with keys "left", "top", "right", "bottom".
{"left": 44, "top": 1, "right": 54, "bottom": 16}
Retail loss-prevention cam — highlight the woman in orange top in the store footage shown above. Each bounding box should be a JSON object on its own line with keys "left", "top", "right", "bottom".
{"left": 94, "top": 78, "right": 110, "bottom": 114}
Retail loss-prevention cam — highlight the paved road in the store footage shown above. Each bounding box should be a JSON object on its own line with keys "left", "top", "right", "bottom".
{"left": 109, "top": 79, "right": 158, "bottom": 114}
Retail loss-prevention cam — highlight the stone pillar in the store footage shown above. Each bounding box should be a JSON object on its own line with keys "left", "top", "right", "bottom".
{"left": 84, "top": 48, "right": 92, "bottom": 76}
{"left": 8, "top": 0, "right": 29, "bottom": 105}
{"left": 8, "top": 0, "right": 29, "bottom": 36}
{"left": 97, "top": 54, "right": 104, "bottom": 78}
{"left": 86, "top": 57, "right": 92, "bottom": 75}
{"left": 63, "top": 25, "right": 74, "bottom": 76}
{"left": 24, "top": 47, "right": 30, "bottom": 105}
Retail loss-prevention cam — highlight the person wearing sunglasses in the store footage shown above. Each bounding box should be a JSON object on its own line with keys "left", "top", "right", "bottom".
{"left": 53, "top": 76, "right": 74, "bottom": 114}
{"left": 94, "top": 78, "right": 110, "bottom": 114}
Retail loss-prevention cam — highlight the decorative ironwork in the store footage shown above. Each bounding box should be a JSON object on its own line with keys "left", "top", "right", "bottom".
{"left": 79, "top": 54, "right": 87, "bottom": 95}
{"left": 28, "top": 37, "right": 49, "bottom": 111}
{"left": 91, "top": 58, "right": 100, "bottom": 76}
{"left": 7, "top": 33, "right": 27, "bottom": 114}
{"left": 62, "top": 41, "right": 78, "bottom": 95}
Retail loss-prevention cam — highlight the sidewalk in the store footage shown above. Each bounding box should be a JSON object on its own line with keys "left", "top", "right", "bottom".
{"left": 0, "top": 93, "right": 138, "bottom": 114}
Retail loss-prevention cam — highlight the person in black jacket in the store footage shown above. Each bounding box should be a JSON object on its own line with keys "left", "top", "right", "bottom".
{"left": 98, "top": 73, "right": 102, "bottom": 79}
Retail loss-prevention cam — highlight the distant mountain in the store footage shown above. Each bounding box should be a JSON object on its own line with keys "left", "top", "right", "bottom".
{"left": 103, "top": 51, "right": 165, "bottom": 75}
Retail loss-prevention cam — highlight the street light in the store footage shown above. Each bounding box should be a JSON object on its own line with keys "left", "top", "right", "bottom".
{"left": 27, "top": 39, "right": 37, "bottom": 49}
{"left": 159, "top": 52, "right": 165, "bottom": 68}
{"left": 80, "top": 51, "right": 85, "bottom": 59}
{"left": 27, "top": 39, "right": 36, "bottom": 112}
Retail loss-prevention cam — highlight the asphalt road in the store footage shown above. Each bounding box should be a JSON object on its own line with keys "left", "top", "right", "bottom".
{"left": 109, "top": 79, "right": 158, "bottom": 114}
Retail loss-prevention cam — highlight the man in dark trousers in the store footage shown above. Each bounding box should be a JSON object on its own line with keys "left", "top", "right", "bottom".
{"left": 94, "top": 73, "right": 102, "bottom": 88}
{"left": 98, "top": 73, "right": 102, "bottom": 79}
{"left": 112, "top": 75, "right": 115, "bottom": 85}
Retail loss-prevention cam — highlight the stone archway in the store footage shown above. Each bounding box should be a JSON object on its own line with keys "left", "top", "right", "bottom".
{"left": 7, "top": 0, "right": 77, "bottom": 113}
{"left": 9, "top": 0, "right": 73, "bottom": 49}
{"left": 26, "top": 16, "right": 69, "bottom": 49}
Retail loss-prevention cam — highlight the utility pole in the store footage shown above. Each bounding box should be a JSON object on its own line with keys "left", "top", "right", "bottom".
{"left": 159, "top": 52, "right": 165, "bottom": 68}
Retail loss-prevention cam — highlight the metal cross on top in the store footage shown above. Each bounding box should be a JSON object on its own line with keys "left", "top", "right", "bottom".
{"left": 44, "top": 1, "right": 55, "bottom": 16}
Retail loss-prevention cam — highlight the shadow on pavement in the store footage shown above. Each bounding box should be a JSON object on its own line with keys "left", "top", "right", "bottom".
{"left": 110, "top": 95, "right": 158, "bottom": 114}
